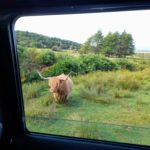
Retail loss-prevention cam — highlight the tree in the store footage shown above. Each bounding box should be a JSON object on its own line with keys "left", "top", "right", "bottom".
{"left": 117, "top": 31, "right": 135, "bottom": 57}
{"left": 16, "top": 31, "right": 81, "bottom": 50}
{"left": 79, "top": 40, "right": 91, "bottom": 54}
{"left": 102, "top": 32, "right": 120, "bottom": 57}
{"left": 103, "top": 31, "right": 134, "bottom": 57}
{"left": 89, "top": 30, "right": 104, "bottom": 53}
{"left": 52, "top": 45, "right": 60, "bottom": 51}
{"left": 79, "top": 30, "right": 103, "bottom": 54}
{"left": 80, "top": 30, "right": 134, "bottom": 57}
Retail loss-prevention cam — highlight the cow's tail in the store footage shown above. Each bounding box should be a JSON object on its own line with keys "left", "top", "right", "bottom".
{"left": 37, "top": 70, "right": 51, "bottom": 80}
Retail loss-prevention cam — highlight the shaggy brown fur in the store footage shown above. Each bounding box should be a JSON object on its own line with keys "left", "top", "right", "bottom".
{"left": 37, "top": 71, "right": 73, "bottom": 103}
{"left": 48, "top": 74, "right": 73, "bottom": 103}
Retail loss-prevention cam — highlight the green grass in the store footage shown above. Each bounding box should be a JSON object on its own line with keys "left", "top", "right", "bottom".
{"left": 26, "top": 117, "right": 150, "bottom": 145}
{"left": 23, "top": 67, "right": 150, "bottom": 146}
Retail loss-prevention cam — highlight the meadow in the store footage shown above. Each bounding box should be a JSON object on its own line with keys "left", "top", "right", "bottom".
{"left": 21, "top": 50, "right": 150, "bottom": 146}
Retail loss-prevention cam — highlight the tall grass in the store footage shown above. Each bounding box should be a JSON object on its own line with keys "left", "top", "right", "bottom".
{"left": 25, "top": 93, "right": 54, "bottom": 117}
{"left": 74, "top": 69, "right": 150, "bottom": 103}
{"left": 22, "top": 81, "right": 48, "bottom": 99}
{"left": 114, "top": 90, "right": 132, "bottom": 99}
{"left": 117, "top": 74, "right": 140, "bottom": 90}
{"left": 23, "top": 68, "right": 150, "bottom": 113}
{"left": 23, "top": 67, "right": 150, "bottom": 145}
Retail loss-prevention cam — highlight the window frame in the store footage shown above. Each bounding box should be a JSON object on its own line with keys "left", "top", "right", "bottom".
{"left": 1, "top": 0, "right": 150, "bottom": 149}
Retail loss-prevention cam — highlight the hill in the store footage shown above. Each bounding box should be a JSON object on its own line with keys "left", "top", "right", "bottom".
{"left": 16, "top": 31, "right": 81, "bottom": 50}
{"left": 135, "top": 50, "right": 150, "bottom": 53}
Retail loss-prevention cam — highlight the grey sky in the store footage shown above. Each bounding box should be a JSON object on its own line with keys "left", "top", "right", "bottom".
{"left": 15, "top": 10, "right": 150, "bottom": 50}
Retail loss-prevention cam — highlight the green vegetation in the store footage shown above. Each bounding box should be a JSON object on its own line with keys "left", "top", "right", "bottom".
{"left": 80, "top": 30, "right": 134, "bottom": 57}
{"left": 24, "top": 68, "right": 150, "bottom": 145}
{"left": 16, "top": 31, "right": 81, "bottom": 50}
{"left": 18, "top": 47, "right": 150, "bottom": 83}
{"left": 17, "top": 31, "right": 150, "bottom": 146}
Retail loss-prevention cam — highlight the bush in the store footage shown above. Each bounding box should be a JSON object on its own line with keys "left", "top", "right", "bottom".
{"left": 17, "top": 45, "right": 27, "bottom": 59}
{"left": 116, "top": 59, "right": 136, "bottom": 71}
{"left": 42, "top": 54, "right": 118, "bottom": 77}
{"left": 56, "top": 54, "right": 74, "bottom": 62}
{"left": 79, "top": 55, "right": 117, "bottom": 73}
{"left": 26, "top": 70, "right": 41, "bottom": 82}
{"left": 43, "top": 58, "right": 80, "bottom": 76}
{"left": 52, "top": 45, "right": 60, "bottom": 51}
{"left": 35, "top": 50, "right": 56, "bottom": 66}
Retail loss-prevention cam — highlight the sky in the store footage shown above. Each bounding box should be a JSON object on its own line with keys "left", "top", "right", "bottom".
{"left": 15, "top": 10, "right": 150, "bottom": 50}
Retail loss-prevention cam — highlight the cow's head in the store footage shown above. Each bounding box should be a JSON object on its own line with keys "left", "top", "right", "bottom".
{"left": 48, "top": 76, "right": 66, "bottom": 93}
{"left": 48, "top": 77, "right": 62, "bottom": 93}
{"left": 37, "top": 71, "right": 69, "bottom": 93}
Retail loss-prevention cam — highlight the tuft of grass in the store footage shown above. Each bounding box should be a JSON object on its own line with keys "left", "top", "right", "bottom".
{"left": 73, "top": 123, "right": 99, "bottom": 139}
{"left": 114, "top": 90, "right": 133, "bottom": 99}
{"left": 24, "top": 92, "right": 55, "bottom": 117}
{"left": 116, "top": 71, "right": 141, "bottom": 91}
{"left": 143, "top": 84, "right": 150, "bottom": 91}
{"left": 80, "top": 90, "right": 113, "bottom": 104}
{"left": 117, "top": 78, "right": 140, "bottom": 91}
{"left": 22, "top": 81, "right": 48, "bottom": 99}
{"left": 37, "top": 93, "right": 54, "bottom": 107}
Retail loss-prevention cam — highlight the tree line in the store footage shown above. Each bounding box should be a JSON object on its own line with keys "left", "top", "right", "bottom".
{"left": 16, "top": 31, "right": 81, "bottom": 50}
{"left": 16, "top": 30, "right": 135, "bottom": 58}
{"left": 80, "top": 30, "right": 135, "bottom": 57}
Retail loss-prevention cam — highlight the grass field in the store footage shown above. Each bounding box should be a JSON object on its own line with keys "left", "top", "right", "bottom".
{"left": 23, "top": 66, "right": 150, "bottom": 146}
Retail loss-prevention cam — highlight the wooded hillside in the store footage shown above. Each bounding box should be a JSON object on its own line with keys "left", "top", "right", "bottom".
{"left": 16, "top": 31, "right": 81, "bottom": 50}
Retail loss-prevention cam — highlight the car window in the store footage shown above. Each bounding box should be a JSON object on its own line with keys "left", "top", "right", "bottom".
{"left": 15, "top": 10, "right": 150, "bottom": 145}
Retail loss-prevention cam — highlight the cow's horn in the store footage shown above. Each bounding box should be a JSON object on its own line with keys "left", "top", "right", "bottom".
{"left": 37, "top": 70, "right": 51, "bottom": 80}
{"left": 66, "top": 71, "right": 75, "bottom": 79}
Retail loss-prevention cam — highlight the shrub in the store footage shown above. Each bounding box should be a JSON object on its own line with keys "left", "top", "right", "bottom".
{"left": 56, "top": 54, "right": 74, "bottom": 62}
{"left": 17, "top": 45, "right": 27, "bottom": 59}
{"left": 26, "top": 70, "right": 41, "bottom": 82}
{"left": 117, "top": 76, "right": 140, "bottom": 91}
{"left": 79, "top": 54, "right": 117, "bottom": 73}
{"left": 35, "top": 50, "right": 56, "bottom": 66}
{"left": 116, "top": 59, "right": 136, "bottom": 71}
{"left": 18, "top": 48, "right": 40, "bottom": 83}
{"left": 52, "top": 45, "right": 60, "bottom": 51}
{"left": 21, "top": 50, "right": 56, "bottom": 82}
{"left": 43, "top": 58, "right": 80, "bottom": 76}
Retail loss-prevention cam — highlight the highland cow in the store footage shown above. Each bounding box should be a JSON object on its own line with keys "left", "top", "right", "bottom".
{"left": 37, "top": 71, "right": 73, "bottom": 103}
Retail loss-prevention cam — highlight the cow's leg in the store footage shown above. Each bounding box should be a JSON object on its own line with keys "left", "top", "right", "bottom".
{"left": 53, "top": 93, "right": 60, "bottom": 103}
{"left": 64, "top": 95, "right": 69, "bottom": 105}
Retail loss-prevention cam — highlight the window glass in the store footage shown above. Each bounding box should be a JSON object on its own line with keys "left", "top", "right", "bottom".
{"left": 15, "top": 10, "right": 150, "bottom": 145}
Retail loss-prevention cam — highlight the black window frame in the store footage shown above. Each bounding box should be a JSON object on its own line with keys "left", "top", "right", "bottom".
{"left": 1, "top": 1, "right": 150, "bottom": 149}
